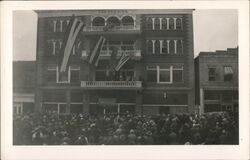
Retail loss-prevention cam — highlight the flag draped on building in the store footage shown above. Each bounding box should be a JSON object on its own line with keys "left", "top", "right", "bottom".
{"left": 115, "top": 53, "right": 131, "bottom": 71}
{"left": 59, "top": 15, "right": 85, "bottom": 72}
{"left": 88, "top": 36, "right": 106, "bottom": 66}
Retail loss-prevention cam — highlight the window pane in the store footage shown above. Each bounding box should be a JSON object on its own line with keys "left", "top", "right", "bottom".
{"left": 59, "top": 104, "right": 66, "bottom": 114}
{"left": 95, "top": 70, "right": 107, "bottom": 81}
{"left": 58, "top": 71, "right": 69, "bottom": 82}
{"left": 47, "top": 70, "right": 56, "bottom": 82}
{"left": 159, "top": 70, "right": 170, "bottom": 82}
{"left": 71, "top": 70, "right": 79, "bottom": 83}
{"left": 208, "top": 68, "right": 216, "bottom": 81}
{"left": 173, "top": 70, "right": 183, "bottom": 82}
{"left": 147, "top": 70, "right": 157, "bottom": 82}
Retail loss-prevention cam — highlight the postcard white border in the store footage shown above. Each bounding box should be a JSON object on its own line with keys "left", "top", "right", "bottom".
{"left": 1, "top": 1, "right": 249, "bottom": 160}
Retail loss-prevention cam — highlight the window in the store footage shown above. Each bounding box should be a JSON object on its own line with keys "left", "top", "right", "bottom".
{"left": 47, "top": 66, "right": 57, "bottom": 82}
{"left": 155, "top": 18, "right": 160, "bottom": 30}
{"left": 147, "top": 40, "right": 153, "bottom": 54}
{"left": 208, "top": 67, "right": 216, "bottom": 81}
{"left": 147, "top": 66, "right": 157, "bottom": 82}
{"left": 146, "top": 17, "right": 153, "bottom": 30}
{"left": 155, "top": 40, "right": 160, "bottom": 54}
{"left": 95, "top": 70, "right": 107, "bottom": 81}
{"left": 43, "top": 103, "right": 66, "bottom": 114}
{"left": 92, "top": 17, "right": 105, "bottom": 26}
{"left": 162, "top": 40, "right": 168, "bottom": 54}
{"left": 169, "top": 40, "right": 175, "bottom": 54}
{"left": 224, "top": 66, "right": 233, "bottom": 82}
{"left": 121, "top": 16, "right": 134, "bottom": 26}
{"left": 147, "top": 65, "right": 183, "bottom": 84}
{"left": 70, "top": 66, "right": 80, "bottom": 83}
{"left": 162, "top": 18, "right": 168, "bottom": 30}
{"left": 58, "top": 70, "right": 69, "bottom": 83}
{"left": 176, "top": 40, "right": 183, "bottom": 54}
{"left": 176, "top": 18, "right": 182, "bottom": 30}
{"left": 173, "top": 65, "right": 183, "bottom": 82}
{"left": 169, "top": 18, "right": 174, "bottom": 30}
{"left": 159, "top": 69, "right": 171, "bottom": 83}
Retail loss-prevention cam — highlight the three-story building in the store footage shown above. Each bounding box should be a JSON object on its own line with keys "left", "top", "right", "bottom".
{"left": 35, "top": 9, "right": 195, "bottom": 115}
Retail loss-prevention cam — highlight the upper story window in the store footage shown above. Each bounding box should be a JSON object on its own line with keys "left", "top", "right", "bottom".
{"left": 169, "top": 18, "right": 175, "bottom": 30}
{"left": 46, "top": 65, "right": 80, "bottom": 83}
{"left": 176, "top": 18, "right": 182, "bottom": 30}
{"left": 146, "top": 64, "right": 184, "bottom": 84}
{"left": 121, "top": 16, "right": 134, "bottom": 26}
{"left": 144, "top": 17, "right": 182, "bottom": 31}
{"left": 208, "top": 67, "right": 216, "bottom": 81}
{"left": 146, "top": 39, "right": 183, "bottom": 54}
{"left": 107, "top": 16, "right": 121, "bottom": 26}
{"left": 92, "top": 17, "right": 105, "bottom": 26}
{"left": 224, "top": 66, "right": 233, "bottom": 82}
{"left": 95, "top": 69, "right": 135, "bottom": 81}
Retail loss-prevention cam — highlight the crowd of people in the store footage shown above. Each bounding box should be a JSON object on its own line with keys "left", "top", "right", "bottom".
{"left": 13, "top": 111, "right": 238, "bottom": 145}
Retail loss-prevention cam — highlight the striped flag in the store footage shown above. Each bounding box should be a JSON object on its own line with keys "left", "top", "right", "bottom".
{"left": 114, "top": 53, "right": 131, "bottom": 71}
{"left": 89, "top": 36, "right": 106, "bottom": 66}
{"left": 59, "top": 15, "right": 85, "bottom": 72}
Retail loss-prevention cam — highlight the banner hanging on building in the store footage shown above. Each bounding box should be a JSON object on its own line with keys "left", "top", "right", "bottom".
{"left": 59, "top": 15, "right": 85, "bottom": 72}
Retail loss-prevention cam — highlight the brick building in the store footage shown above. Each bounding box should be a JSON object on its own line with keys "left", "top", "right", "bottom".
{"left": 195, "top": 47, "right": 238, "bottom": 114}
{"left": 13, "top": 61, "right": 36, "bottom": 115}
{"left": 34, "top": 9, "right": 195, "bottom": 115}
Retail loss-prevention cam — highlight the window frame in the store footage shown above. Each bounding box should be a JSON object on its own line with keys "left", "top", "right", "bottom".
{"left": 223, "top": 66, "right": 234, "bottom": 82}
{"left": 208, "top": 66, "right": 216, "bottom": 82}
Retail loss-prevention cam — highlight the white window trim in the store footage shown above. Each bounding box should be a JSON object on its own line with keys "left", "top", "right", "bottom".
{"left": 57, "top": 66, "right": 70, "bottom": 83}
{"left": 147, "top": 65, "right": 183, "bottom": 84}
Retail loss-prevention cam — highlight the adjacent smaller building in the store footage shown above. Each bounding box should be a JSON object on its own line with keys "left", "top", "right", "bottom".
{"left": 195, "top": 47, "right": 238, "bottom": 114}
{"left": 13, "top": 61, "right": 36, "bottom": 115}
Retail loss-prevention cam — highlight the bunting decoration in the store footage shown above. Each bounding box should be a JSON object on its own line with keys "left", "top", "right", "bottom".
{"left": 114, "top": 52, "right": 131, "bottom": 71}
{"left": 59, "top": 15, "right": 85, "bottom": 72}
{"left": 89, "top": 36, "right": 106, "bottom": 66}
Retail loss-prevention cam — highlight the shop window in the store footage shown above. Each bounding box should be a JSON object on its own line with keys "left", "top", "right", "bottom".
{"left": 224, "top": 66, "right": 233, "bottom": 82}
{"left": 70, "top": 104, "right": 83, "bottom": 113}
{"left": 208, "top": 67, "right": 216, "bottom": 81}
{"left": 204, "top": 91, "right": 220, "bottom": 100}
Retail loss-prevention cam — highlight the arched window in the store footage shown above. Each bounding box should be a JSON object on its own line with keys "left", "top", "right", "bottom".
{"left": 162, "top": 18, "right": 168, "bottom": 30}
{"left": 121, "top": 16, "right": 134, "bottom": 26}
{"left": 146, "top": 17, "right": 153, "bottom": 30}
{"left": 92, "top": 17, "right": 105, "bottom": 26}
{"left": 176, "top": 18, "right": 182, "bottom": 30}
{"left": 169, "top": 40, "right": 175, "bottom": 54}
{"left": 155, "top": 18, "right": 160, "bottom": 30}
{"left": 107, "top": 16, "right": 121, "bottom": 26}
{"left": 177, "top": 40, "right": 183, "bottom": 54}
{"left": 162, "top": 40, "right": 168, "bottom": 54}
{"left": 147, "top": 40, "right": 153, "bottom": 54}
{"left": 169, "top": 18, "right": 174, "bottom": 30}
{"left": 155, "top": 40, "right": 160, "bottom": 54}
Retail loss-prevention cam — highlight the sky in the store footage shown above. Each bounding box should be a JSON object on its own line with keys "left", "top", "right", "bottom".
{"left": 13, "top": 9, "right": 238, "bottom": 61}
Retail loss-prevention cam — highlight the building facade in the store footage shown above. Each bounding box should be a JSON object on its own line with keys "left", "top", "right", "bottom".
{"left": 35, "top": 9, "right": 195, "bottom": 115}
{"left": 195, "top": 48, "right": 238, "bottom": 114}
{"left": 13, "top": 61, "right": 36, "bottom": 115}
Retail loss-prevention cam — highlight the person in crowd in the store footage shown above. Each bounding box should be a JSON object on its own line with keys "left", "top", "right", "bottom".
{"left": 13, "top": 110, "right": 239, "bottom": 145}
